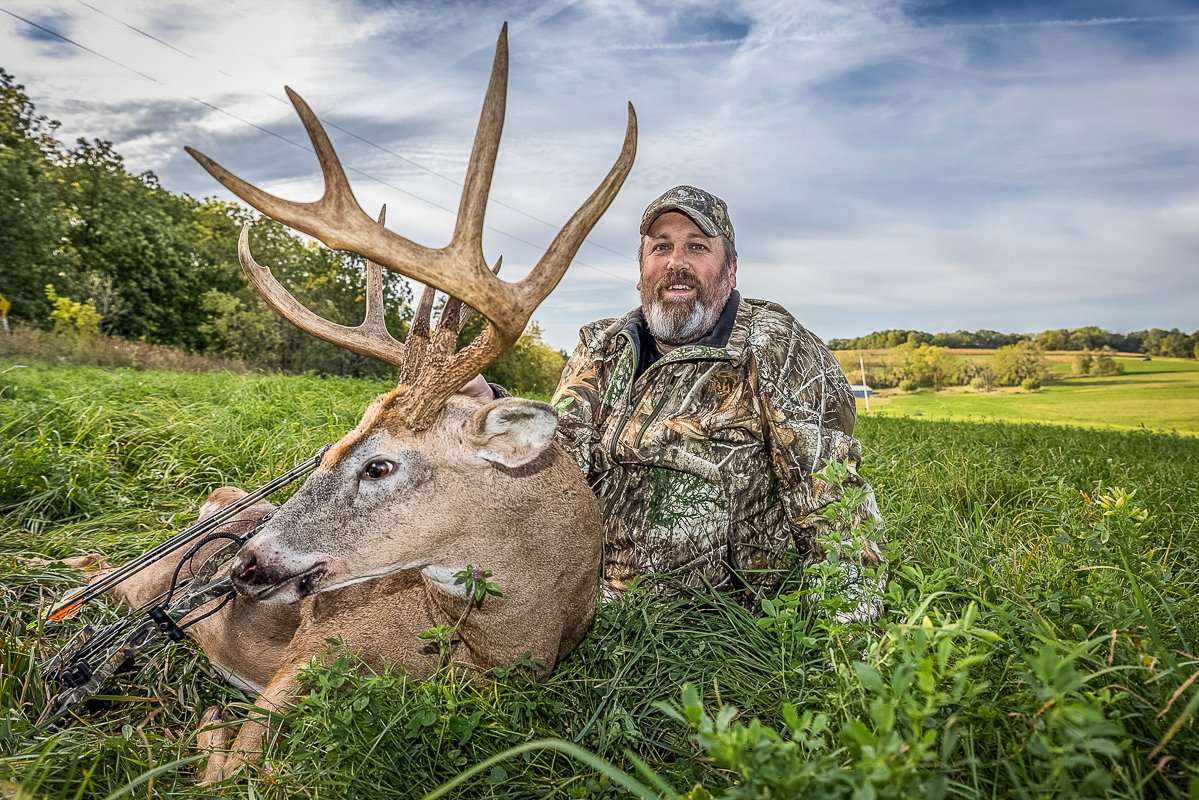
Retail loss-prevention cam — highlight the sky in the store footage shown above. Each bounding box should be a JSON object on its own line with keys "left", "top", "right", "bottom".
{"left": 3, "top": 0, "right": 1197, "bottom": 349}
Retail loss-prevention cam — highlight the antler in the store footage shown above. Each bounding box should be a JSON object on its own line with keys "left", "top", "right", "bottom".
{"left": 187, "top": 23, "right": 637, "bottom": 429}
{"left": 237, "top": 206, "right": 408, "bottom": 365}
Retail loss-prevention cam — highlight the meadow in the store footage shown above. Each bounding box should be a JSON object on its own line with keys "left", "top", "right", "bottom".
{"left": 1, "top": 359, "right": 1198, "bottom": 798}
{"left": 839, "top": 354, "right": 1199, "bottom": 436}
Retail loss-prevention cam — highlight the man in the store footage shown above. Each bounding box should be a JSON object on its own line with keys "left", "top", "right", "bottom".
{"left": 467, "top": 185, "right": 883, "bottom": 617}
{"left": 547, "top": 186, "right": 884, "bottom": 619}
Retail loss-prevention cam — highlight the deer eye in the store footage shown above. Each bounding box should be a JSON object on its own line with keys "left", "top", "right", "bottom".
{"left": 361, "top": 459, "right": 396, "bottom": 480}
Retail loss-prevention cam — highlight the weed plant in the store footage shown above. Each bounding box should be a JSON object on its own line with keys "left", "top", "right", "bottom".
{"left": 1, "top": 360, "right": 1197, "bottom": 798}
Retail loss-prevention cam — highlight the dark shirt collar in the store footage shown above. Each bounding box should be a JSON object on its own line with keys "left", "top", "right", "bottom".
{"left": 625, "top": 290, "right": 741, "bottom": 379}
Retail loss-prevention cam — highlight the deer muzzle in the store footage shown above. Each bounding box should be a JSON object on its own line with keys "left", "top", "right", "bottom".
{"left": 230, "top": 549, "right": 328, "bottom": 603}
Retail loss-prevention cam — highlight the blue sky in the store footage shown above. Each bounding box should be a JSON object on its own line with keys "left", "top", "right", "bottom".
{"left": 3, "top": 0, "right": 1197, "bottom": 349}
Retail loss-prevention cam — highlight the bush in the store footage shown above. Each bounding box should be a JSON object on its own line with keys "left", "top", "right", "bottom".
{"left": 44, "top": 284, "right": 100, "bottom": 337}
{"left": 1073, "top": 350, "right": 1093, "bottom": 376}
{"left": 898, "top": 378, "right": 919, "bottom": 392}
{"left": 1021, "top": 377, "right": 1042, "bottom": 391}
{"left": 1074, "top": 348, "right": 1124, "bottom": 377}
{"left": 1091, "top": 350, "right": 1124, "bottom": 377}
{"left": 955, "top": 361, "right": 994, "bottom": 388}
{"left": 459, "top": 319, "right": 566, "bottom": 399}
{"left": 891, "top": 342, "right": 955, "bottom": 389}
{"left": 994, "top": 340, "right": 1050, "bottom": 387}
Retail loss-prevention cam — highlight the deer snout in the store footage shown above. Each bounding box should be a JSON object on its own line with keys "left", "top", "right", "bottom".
{"left": 230, "top": 546, "right": 328, "bottom": 603}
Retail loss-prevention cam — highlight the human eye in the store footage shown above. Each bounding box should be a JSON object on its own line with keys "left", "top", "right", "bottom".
{"left": 688, "top": 242, "right": 709, "bottom": 252}
{"left": 652, "top": 242, "right": 670, "bottom": 252}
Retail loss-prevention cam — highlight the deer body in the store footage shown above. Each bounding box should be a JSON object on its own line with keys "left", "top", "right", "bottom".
{"left": 93, "top": 396, "right": 602, "bottom": 781}
{"left": 65, "top": 23, "right": 634, "bottom": 783}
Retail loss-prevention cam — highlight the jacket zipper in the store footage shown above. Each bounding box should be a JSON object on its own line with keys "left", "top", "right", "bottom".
{"left": 632, "top": 388, "right": 673, "bottom": 450}
{"left": 608, "top": 336, "right": 733, "bottom": 460}
{"left": 608, "top": 333, "right": 651, "bottom": 462}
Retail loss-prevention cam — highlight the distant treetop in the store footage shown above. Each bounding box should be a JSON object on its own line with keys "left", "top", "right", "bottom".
{"left": 828, "top": 327, "right": 1197, "bottom": 358}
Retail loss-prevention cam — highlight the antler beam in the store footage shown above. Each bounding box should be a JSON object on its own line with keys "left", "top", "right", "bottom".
{"left": 187, "top": 23, "right": 636, "bottom": 429}
{"left": 186, "top": 24, "right": 637, "bottom": 352}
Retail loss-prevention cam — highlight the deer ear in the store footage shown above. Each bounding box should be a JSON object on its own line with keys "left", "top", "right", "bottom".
{"left": 466, "top": 398, "right": 559, "bottom": 468}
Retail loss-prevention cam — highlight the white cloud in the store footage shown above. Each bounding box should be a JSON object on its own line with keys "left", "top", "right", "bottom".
{"left": 2, "top": 0, "right": 1196, "bottom": 349}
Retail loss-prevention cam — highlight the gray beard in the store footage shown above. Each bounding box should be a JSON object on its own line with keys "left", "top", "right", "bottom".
{"left": 643, "top": 294, "right": 725, "bottom": 346}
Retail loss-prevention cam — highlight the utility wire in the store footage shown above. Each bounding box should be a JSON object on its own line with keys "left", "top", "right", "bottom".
{"left": 77, "top": 0, "right": 633, "bottom": 265}
{"left": 2, "top": 5, "right": 635, "bottom": 285}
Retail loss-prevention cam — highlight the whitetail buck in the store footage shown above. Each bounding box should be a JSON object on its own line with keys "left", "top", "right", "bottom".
{"left": 68, "top": 25, "right": 636, "bottom": 782}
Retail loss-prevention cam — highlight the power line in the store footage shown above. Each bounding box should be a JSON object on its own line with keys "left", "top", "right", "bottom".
{"left": 74, "top": 0, "right": 635, "bottom": 266}
{"left": 73, "top": 0, "right": 633, "bottom": 271}
{"left": 1, "top": 5, "right": 635, "bottom": 286}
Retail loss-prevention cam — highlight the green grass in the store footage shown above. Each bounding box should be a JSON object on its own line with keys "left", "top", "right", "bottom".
{"left": 860, "top": 357, "right": 1199, "bottom": 436}
{"left": 2, "top": 359, "right": 1198, "bottom": 798}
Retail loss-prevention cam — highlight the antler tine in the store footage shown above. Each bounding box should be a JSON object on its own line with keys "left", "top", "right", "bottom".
{"left": 410, "top": 284, "right": 436, "bottom": 339}
{"left": 186, "top": 93, "right": 431, "bottom": 264}
{"left": 438, "top": 297, "right": 463, "bottom": 338}
{"left": 516, "top": 103, "right": 638, "bottom": 312}
{"left": 450, "top": 23, "right": 507, "bottom": 262}
{"left": 361, "top": 205, "right": 388, "bottom": 331}
{"left": 237, "top": 224, "right": 407, "bottom": 365}
{"left": 284, "top": 86, "right": 364, "bottom": 223}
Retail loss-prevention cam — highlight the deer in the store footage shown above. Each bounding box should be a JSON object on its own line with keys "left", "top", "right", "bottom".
{"left": 62, "top": 25, "right": 637, "bottom": 783}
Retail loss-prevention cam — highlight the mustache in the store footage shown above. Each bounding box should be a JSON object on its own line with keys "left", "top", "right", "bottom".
{"left": 653, "top": 271, "right": 700, "bottom": 295}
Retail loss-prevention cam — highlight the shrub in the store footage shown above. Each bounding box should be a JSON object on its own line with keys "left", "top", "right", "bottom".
{"left": 898, "top": 378, "right": 919, "bottom": 392}
{"left": 1091, "top": 350, "right": 1124, "bottom": 377}
{"left": 1073, "top": 348, "right": 1124, "bottom": 377}
{"left": 1073, "top": 350, "right": 1093, "bottom": 376}
{"left": 994, "top": 340, "right": 1050, "bottom": 386}
{"left": 891, "top": 342, "right": 955, "bottom": 389}
{"left": 44, "top": 284, "right": 100, "bottom": 337}
{"left": 955, "top": 361, "right": 994, "bottom": 388}
{"left": 1021, "top": 376, "right": 1042, "bottom": 391}
{"left": 457, "top": 318, "right": 565, "bottom": 399}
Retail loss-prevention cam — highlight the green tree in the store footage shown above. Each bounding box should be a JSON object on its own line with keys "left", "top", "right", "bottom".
{"left": 1072, "top": 350, "right": 1094, "bottom": 376}
{"left": 891, "top": 342, "right": 955, "bottom": 389}
{"left": 458, "top": 316, "right": 566, "bottom": 397}
{"left": 197, "top": 214, "right": 412, "bottom": 376}
{"left": 993, "top": 340, "right": 1050, "bottom": 387}
{"left": 0, "top": 69, "right": 76, "bottom": 324}
{"left": 197, "top": 288, "right": 281, "bottom": 364}
{"left": 1157, "top": 330, "right": 1189, "bottom": 358}
{"left": 56, "top": 138, "right": 244, "bottom": 348}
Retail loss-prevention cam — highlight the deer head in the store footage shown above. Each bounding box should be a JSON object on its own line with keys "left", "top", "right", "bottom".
{"left": 186, "top": 25, "right": 636, "bottom": 603}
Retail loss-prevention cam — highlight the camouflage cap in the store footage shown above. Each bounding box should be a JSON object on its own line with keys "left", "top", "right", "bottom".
{"left": 639, "top": 185, "right": 735, "bottom": 245}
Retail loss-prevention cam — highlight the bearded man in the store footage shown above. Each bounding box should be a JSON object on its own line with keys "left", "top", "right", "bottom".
{"left": 548, "top": 186, "right": 885, "bottom": 619}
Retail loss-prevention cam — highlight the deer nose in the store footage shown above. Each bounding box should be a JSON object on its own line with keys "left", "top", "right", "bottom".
{"left": 231, "top": 551, "right": 262, "bottom": 585}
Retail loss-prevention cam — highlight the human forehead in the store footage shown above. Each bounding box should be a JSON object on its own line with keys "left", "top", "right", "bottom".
{"left": 644, "top": 211, "right": 712, "bottom": 240}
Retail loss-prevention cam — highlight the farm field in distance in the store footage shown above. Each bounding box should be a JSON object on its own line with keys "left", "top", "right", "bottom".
{"left": 1, "top": 358, "right": 1198, "bottom": 798}
{"left": 836, "top": 353, "right": 1199, "bottom": 436}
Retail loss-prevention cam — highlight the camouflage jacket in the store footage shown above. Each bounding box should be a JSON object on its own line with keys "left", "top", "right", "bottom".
{"left": 550, "top": 291, "right": 885, "bottom": 615}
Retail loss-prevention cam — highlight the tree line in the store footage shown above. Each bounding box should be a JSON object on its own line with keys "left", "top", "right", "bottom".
{"left": 0, "top": 69, "right": 565, "bottom": 394}
{"left": 829, "top": 326, "right": 1199, "bottom": 359}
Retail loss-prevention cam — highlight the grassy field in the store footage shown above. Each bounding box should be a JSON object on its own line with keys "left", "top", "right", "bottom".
{"left": 2, "top": 359, "right": 1198, "bottom": 798}
{"left": 845, "top": 356, "right": 1199, "bottom": 436}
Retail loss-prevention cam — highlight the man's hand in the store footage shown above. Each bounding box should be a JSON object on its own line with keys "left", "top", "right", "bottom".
{"left": 459, "top": 374, "right": 495, "bottom": 402}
